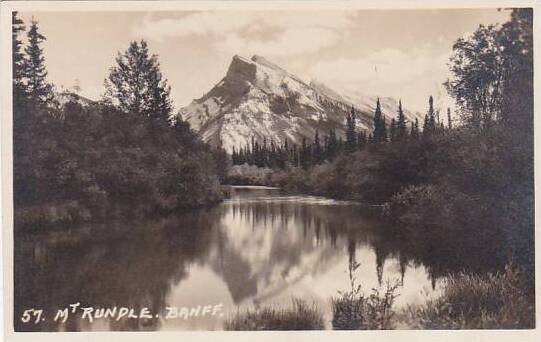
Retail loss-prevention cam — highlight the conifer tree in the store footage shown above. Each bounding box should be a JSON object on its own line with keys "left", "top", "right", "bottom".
{"left": 389, "top": 118, "right": 397, "bottom": 142}
{"left": 327, "top": 128, "right": 338, "bottom": 160}
{"left": 323, "top": 135, "right": 329, "bottom": 160}
{"left": 410, "top": 118, "right": 420, "bottom": 139}
{"left": 381, "top": 115, "right": 388, "bottom": 142}
{"left": 23, "top": 18, "right": 53, "bottom": 103}
{"left": 105, "top": 40, "right": 172, "bottom": 121}
{"left": 345, "top": 107, "right": 357, "bottom": 153}
{"left": 447, "top": 107, "right": 453, "bottom": 130}
{"left": 423, "top": 113, "right": 430, "bottom": 133}
{"left": 423, "top": 96, "right": 437, "bottom": 137}
{"left": 270, "top": 140, "right": 277, "bottom": 168}
{"left": 232, "top": 146, "right": 238, "bottom": 164}
{"left": 396, "top": 99, "right": 407, "bottom": 141}
{"left": 301, "top": 137, "right": 311, "bottom": 169}
{"left": 372, "top": 98, "right": 384, "bottom": 142}
{"left": 313, "top": 130, "right": 323, "bottom": 163}
{"left": 372, "top": 98, "right": 388, "bottom": 143}
{"left": 262, "top": 138, "right": 268, "bottom": 166}
{"left": 12, "top": 12, "right": 25, "bottom": 92}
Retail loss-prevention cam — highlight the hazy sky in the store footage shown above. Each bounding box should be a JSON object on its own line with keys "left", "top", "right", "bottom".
{"left": 20, "top": 9, "right": 510, "bottom": 113}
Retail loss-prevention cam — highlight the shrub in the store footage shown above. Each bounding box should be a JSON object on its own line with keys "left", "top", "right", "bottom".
{"left": 332, "top": 259, "right": 399, "bottom": 330}
{"left": 226, "top": 164, "right": 274, "bottom": 186}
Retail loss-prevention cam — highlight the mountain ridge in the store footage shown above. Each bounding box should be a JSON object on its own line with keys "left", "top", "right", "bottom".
{"left": 180, "top": 55, "right": 422, "bottom": 153}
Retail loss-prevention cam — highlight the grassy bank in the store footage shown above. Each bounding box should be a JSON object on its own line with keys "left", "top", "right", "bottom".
{"left": 225, "top": 299, "right": 325, "bottom": 330}
{"left": 224, "top": 264, "right": 534, "bottom": 330}
{"left": 400, "top": 264, "right": 535, "bottom": 329}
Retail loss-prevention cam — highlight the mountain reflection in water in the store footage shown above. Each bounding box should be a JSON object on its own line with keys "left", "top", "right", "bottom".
{"left": 15, "top": 187, "right": 442, "bottom": 331}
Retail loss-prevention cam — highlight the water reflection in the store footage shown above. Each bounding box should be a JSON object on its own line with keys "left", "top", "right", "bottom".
{"left": 15, "top": 187, "right": 442, "bottom": 331}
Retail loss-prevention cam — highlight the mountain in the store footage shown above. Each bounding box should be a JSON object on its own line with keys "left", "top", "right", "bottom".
{"left": 55, "top": 91, "right": 95, "bottom": 107}
{"left": 180, "top": 55, "right": 422, "bottom": 153}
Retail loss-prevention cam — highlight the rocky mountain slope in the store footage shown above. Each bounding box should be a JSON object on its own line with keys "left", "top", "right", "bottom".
{"left": 180, "top": 55, "right": 422, "bottom": 153}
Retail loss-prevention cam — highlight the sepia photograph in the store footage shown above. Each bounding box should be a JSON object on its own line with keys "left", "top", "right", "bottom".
{"left": 0, "top": 0, "right": 538, "bottom": 341}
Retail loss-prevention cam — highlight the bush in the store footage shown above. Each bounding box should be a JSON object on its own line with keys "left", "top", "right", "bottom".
{"left": 14, "top": 100, "right": 223, "bottom": 228}
{"left": 331, "top": 259, "right": 399, "bottom": 330}
{"left": 224, "top": 299, "right": 325, "bottom": 330}
{"left": 226, "top": 163, "right": 274, "bottom": 186}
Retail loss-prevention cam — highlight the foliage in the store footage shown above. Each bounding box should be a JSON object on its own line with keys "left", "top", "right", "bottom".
{"left": 345, "top": 107, "right": 357, "bottom": 153}
{"left": 372, "top": 98, "right": 387, "bottom": 143}
{"left": 22, "top": 19, "right": 53, "bottom": 103}
{"left": 12, "top": 12, "right": 25, "bottom": 90}
{"left": 224, "top": 299, "right": 325, "bottom": 330}
{"left": 226, "top": 163, "right": 274, "bottom": 186}
{"left": 332, "top": 258, "right": 399, "bottom": 330}
{"left": 104, "top": 40, "right": 173, "bottom": 121}
{"left": 402, "top": 264, "right": 535, "bottom": 329}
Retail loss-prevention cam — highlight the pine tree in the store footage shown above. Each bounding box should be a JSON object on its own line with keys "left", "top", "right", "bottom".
{"left": 410, "top": 118, "right": 420, "bottom": 139}
{"left": 447, "top": 107, "right": 453, "bottom": 130}
{"left": 327, "top": 128, "right": 338, "bottom": 160}
{"left": 23, "top": 18, "right": 53, "bottom": 103}
{"left": 372, "top": 98, "right": 383, "bottom": 142}
{"left": 423, "top": 113, "right": 430, "bottom": 133}
{"left": 12, "top": 12, "right": 25, "bottom": 92}
{"left": 345, "top": 106, "right": 357, "bottom": 153}
{"left": 396, "top": 99, "right": 407, "bottom": 141}
{"left": 428, "top": 96, "right": 436, "bottom": 130}
{"left": 262, "top": 138, "right": 268, "bottom": 167}
{"left": 389, "top": 118, "right": 397, "bottom": 142}
{"left": 381, "top": 115, "right": 388, "bottom": 142}
{"left": 301, "top": 137, "right": 311, "bottom": 169}
{"left": 372, "top": 98, "right": 388, "bottom": 143}
{"left": 423, "top": 96, "right": 437, "bottom": 137}
{"left": 105, "top": 40, "right": 172, "bottom": 121}
{"left": 269, "top": 140, "right": 277, "bottom": 168}
{"left": 232, "top": 146, "right": 238, "bottom": 164}
{"left": 313, "top": 130, "right": 323, "bottom": 163}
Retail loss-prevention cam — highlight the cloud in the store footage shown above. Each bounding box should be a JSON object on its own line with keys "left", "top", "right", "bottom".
{"left": 215, "top": 27, "right": 341, "bottom": 56}
{"left": 309, "top": 49, "right": 449, "bottom": 86}
{"left": 133, "top": 11, "right": 355, "bottom": 56}
{"left": 308, "top": 49, "right": 452, "bottom": 112}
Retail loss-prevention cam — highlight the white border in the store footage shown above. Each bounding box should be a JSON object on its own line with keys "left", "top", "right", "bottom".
{"left": 1, "top": 1, "right": 539, "bottom": 342}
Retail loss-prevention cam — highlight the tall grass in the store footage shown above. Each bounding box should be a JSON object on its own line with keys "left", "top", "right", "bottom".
{"left": 331, "top": 259, "right": 399, "bottom": 330}
{"left": 224, "top": 298, "right": 325, "bottom": 330}
{"left": 402, "top": 263, "right": 535, "bottom": 329}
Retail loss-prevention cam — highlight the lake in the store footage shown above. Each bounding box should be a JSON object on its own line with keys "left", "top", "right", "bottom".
{"left": 14, "top": 186, "right": 443, "bottom": 331}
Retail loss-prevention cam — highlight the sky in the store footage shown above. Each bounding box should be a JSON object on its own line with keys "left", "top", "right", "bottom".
{"left": 20, "top": 9, "right": 511, "bottom": 113}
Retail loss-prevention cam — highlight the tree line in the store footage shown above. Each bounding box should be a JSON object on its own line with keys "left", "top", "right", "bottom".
{"left": 232, "top": 97, "right": 452, "bottom": 170}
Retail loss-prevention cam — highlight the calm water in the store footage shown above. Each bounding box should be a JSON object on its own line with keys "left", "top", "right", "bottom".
{"left": 15, "top": 187, "right": 443, "bottom": 331}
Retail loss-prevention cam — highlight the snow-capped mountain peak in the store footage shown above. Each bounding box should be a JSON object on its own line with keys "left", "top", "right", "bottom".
{"left": 180, "top": 55, "right": 422, "bottom": 153}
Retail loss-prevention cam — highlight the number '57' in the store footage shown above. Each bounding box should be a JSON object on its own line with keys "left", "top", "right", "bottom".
{"left": 21, "top": 309, "right": 43, "bottom": 324}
